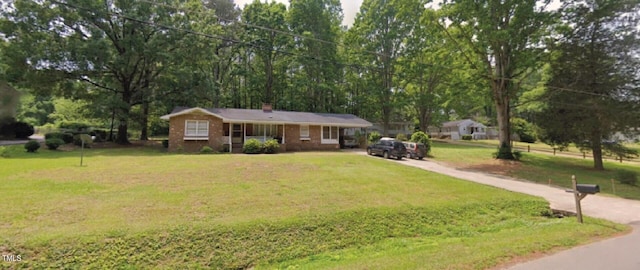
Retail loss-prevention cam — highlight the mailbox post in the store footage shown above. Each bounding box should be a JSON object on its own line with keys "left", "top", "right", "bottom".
{"left": 567, "top": 175, "right": 600, "bottom": 223}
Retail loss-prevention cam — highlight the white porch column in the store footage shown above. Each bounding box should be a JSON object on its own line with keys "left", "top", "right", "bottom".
{"left": 283, "top": 124, "right": 286, "bottom": 144}
{"left": 228, "top": 123, "right": 232, "bottom": 153}
{"left": 243, "top": 123, "right": 246, "bottom": 142}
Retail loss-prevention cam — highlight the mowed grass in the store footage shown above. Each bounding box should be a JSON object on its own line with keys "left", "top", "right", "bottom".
{"left": 431, "top": 141, "right": 640, "bottom": 200}
{"left": 0, "top": 144, "right": 626, "bottom": 269}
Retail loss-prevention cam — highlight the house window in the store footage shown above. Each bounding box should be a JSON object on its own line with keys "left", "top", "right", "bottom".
{"left": 300, "top": 125, "right": 310, "bottom": 139}
{"left": 253, "top": 124, "right": 277, "bottom": 137}
{"left": 321, "top": 126, "right": 339, "bottom": 144}
{"left": 185, "top": 120, "right": 209, "bottom": 139}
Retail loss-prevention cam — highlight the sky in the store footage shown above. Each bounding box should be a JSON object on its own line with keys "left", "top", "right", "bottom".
{"left": 233, "top": 0, "right": 364, "bottom": 27}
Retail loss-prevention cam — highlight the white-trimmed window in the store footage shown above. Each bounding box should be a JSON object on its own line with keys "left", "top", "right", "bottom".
{"left": 253, "top": 124, "right": 277, "bottom": 137}
{"left": 300, "top": 125, "right": 310, "bottom": 140}
{"left": 321, "top": 126, "right": 339, "bottom": 144}
{"left": 185, "top": 120, "right": 209, "bottom": 139}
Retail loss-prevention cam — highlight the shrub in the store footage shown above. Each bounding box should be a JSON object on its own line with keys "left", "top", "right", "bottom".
{"left": 58, "top": 121, "right": 91, "bottom": 131}
{"left": 162, "top": 140, "right": 169, "bottom": 148}
{"left": 615, "top": 170, "right": 637, "bottom": 186}
{"left": 243, "top": 139, "right": 263, "bottom": 154}
{"left": 200, "top": 146, "right": 214, "bottom": 154}
{"left": 263, "top": 139, "right": 280, "bottom": 154}
{"left": 395, "top": 133, "right": 408, "bottom": 141}
{"left": 44, "top": 132, "right": 62, "bottom": 140}
{"left": 0, "top": 146, "right": 8, "bottom": 158}
{"left": 45, "top": 138, "right": 65, "bottom": 150}
{"left": 410, "top": 131, "right": 432, "bottom": 155}
{"left": 13, "top": 122, "right": 35, "bottom": 139}
{"left": 368, "top": 131, "right": 381, "bottom": 143}
{"left": 24, "top": 140, "right": 40, "bottom": 153}
{"left": 46, "top": 132, "right": 73, "bottom": 144}
{"left": 462, "top": 134, "right": 473, "bottom": 140}
{"left": 0, "top": 120, "right": 34, "bottom": 139}
{"left": 511, "top": 118, "right": 537, "bottom": 143}
{"left": 73, "top": 134, "right": 93, "bottom": 148}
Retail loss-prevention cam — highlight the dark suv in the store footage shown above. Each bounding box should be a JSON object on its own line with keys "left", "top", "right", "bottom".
{"left": 403, "top": 141, "right": 426, "bottom": 160}
{"left": 367, "top": 138, "right": 406, "bottom": 160}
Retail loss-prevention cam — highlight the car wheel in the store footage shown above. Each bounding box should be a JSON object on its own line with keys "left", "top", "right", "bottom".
{"left": 383, "top": 151, "right": 389, "bottom": 159}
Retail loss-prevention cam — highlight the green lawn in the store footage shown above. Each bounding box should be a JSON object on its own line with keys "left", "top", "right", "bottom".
{"left": 0, "top": 144, "right": 626, "bottom": 269}
{"left": 431, "top": 141, "right": 640, "bottom": 200}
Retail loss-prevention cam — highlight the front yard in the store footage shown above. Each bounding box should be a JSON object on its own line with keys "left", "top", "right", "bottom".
{"left": 0, "top": 144, "right": 626, "bottom": 269}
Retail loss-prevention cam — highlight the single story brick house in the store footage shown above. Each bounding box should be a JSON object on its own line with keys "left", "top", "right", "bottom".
{"left": 160, "top": 105, "right": 372, "bottom": 152}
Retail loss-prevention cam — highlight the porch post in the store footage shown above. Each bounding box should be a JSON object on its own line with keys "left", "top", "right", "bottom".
{"left": 283, "top": 124, "right": 286, "bottom": 144}
{"left": 243, "top": 123, "right": 246, "bottom": 142}
{"left": 263, "top": 125, "right": 266, "bottom": 142}
{"left": 228, "top": 122, "right": 232, "bottom": 153}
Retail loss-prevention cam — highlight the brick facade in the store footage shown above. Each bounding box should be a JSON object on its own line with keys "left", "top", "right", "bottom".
{"left": 168, "top": 113, "right": 224, "bottom": 152}
{"left": 168, "top": 113, "right": 340, "bottom": 152}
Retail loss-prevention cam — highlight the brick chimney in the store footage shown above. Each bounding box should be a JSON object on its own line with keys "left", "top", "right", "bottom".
{"left": 262, "top": 103, "right": 272, "bottom": 113}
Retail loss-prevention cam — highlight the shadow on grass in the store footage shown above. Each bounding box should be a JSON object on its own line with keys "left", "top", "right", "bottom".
{"left": 1, "top": 143, "right": 174, "bottom": 159}
{"left": 515, "top": 153, "right": 640, "bottom": 200}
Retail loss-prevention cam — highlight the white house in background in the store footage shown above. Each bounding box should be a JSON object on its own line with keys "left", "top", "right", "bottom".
{"left": 610, "top": 129, "right": 640, "bottom": 143}
{"left": 428, "top": 119, "right": 488, "bottom": 140}
{"left": 367, "top": 121, "right": 414, "bottom": 137}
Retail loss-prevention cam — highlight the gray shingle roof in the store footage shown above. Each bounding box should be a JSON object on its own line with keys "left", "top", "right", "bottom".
{"left": 162, "top": 107, "right": 372, "bottom": 127}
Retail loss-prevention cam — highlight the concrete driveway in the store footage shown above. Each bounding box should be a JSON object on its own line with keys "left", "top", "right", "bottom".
{"left": 354, "top": 150, "right": 640, "bottom": 269}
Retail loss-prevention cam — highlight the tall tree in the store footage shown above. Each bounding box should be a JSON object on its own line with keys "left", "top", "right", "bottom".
{"left": 536, "top": 0, "right": 640, "bottom": 170}
{"left": 241, "top": 0, "right": 291, "bottom": 107}
{"left": 400, "top": 9, "right": 458, "bottom": 132}
{"left": 1, "top": 0, "right": 217, "bottom": 143}
{"left": 288, "top": 0, "right": 344, "bottom": 113}
{"left": 441, "top": 0, "right": 553, "bottom": 159}
{"left": 346, "top": 0, "right": 425, "bottom": 135}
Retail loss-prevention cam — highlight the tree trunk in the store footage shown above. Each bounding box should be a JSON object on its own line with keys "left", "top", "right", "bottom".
{"left": 116, "top": 116, "right": 130, "bottom": 144}
{"left": 139, "top": 100, "right": 149, "bottom": 141}
{"left": 116, "top": 90, "right": 132, "bottom": 145}
{"left": 591, "top": 135, "right": 604, "bottom": 170}
{"left": 495, "top": 94, "right": 513, "bottom": 159}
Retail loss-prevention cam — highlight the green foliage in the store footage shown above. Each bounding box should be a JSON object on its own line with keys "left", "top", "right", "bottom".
{"left": 0, "top": 118, "right": 34, "bottom": 139}
{"left": 59, "top": 121, "right": 91, "bottom": 131}
{"left": 368, "top": 131, "right": 381, "bottom": 143}
{"left": 243, "top": 139, "right": 263, "bottom": 154}
{"left": 462, "top": 134, "right": 472, "bottom": 140}
{"left": 200, "top": 146, "right": 214, "bottom": 154}
{"left": 263, "top": 139, "right": 280, "bottom": 154}
{"left": 442, "top": 0, "right": 553, "bottom": 157}
{"left": 603, "top": 142, "right": 639, "bottom": 161}
{"left": 73, "top": 134, "right": 93, "bottom": 148}
{"left": 45, "top": 138, "right": 64, "bottom": 150}
{"left": 395, "top": 133, "right": 407, "bottom": 141}
{"left": 45, "top": 132, "right": 74, "bottom": 144}
{"left": 511, "top": 118, "right": 537, "bottom": 143}
{"left": 0, "top": 146, "right": 8, "bottom": 158}
{"left": 24, "top": 140, "right": 40, "bottom": 153}
{"left": 494, "top": 143, "right": 516, "bottom": 160}
{"left": 535, "top": 0, "right": 640, "bottom": 170}
{"left": 13, "top": 121, "right": 35, "bottom": 139}
{"left": 615, "top": 170, "right": 637, "bottom": 186}
{"left": 410, "top": 131, "right": 431, "bottom": 154}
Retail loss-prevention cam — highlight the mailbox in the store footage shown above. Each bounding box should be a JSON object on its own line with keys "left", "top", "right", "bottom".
{"left": 576, "top": 184, "right": 599, "bottom": 194}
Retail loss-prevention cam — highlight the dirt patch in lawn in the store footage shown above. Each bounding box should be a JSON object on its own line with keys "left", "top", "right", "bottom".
{"left": 455, "top": 159, "right": 523, "bottom": 176}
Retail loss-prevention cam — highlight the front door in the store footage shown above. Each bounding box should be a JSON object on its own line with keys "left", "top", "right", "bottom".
{"left": 232, "top": 124, "right": 243, "bottom": 144}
